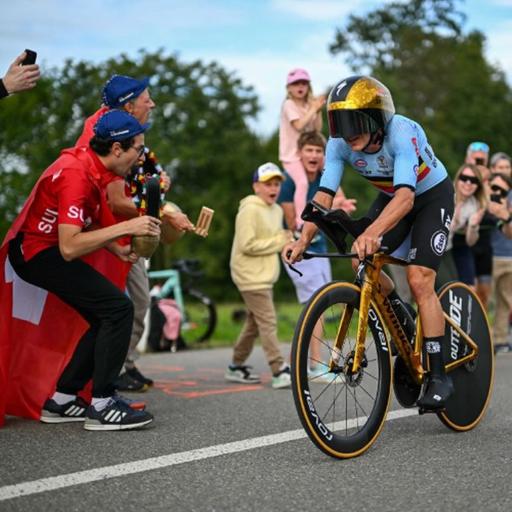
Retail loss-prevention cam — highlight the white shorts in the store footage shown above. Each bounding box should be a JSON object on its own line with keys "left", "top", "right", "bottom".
{"left": 284, "top": 257, "right": 332, "bottom": 304}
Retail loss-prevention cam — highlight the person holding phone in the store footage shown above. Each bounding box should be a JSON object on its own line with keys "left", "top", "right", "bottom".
{"left": 0, "top": 50, "right": 40, "bottom": 99}
{"left": 487, "top": 172, "right": 512, "bottom": 353}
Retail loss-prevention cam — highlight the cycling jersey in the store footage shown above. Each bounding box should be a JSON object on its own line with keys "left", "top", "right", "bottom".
{"left": 320, "top": 115, "right": 448, "bottom": 196}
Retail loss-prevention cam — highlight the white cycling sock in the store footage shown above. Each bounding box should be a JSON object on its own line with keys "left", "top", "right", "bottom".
{"left": 51, "top": 392, "right": 76, "bottom": 405}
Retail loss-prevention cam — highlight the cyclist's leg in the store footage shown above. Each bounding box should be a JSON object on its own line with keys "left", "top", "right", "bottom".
{"left": 406, "top": 178, "right": 454, "bottom": 409}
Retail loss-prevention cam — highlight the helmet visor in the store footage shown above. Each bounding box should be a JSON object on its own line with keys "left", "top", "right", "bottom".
{"left": 328, "top": 109, "right": 378, "bottom": 140}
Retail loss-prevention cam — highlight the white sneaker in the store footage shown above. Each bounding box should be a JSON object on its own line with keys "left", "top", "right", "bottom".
{"left": 272, "top": 365, "right": 291, "bottom": 389}
{"left": 225, "top": 365, "right": 261, "bottom": 384}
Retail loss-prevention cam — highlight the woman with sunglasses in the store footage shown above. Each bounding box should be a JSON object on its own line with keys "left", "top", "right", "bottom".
{"left": 449, "top": 164, "right": 487, "bottom": 286}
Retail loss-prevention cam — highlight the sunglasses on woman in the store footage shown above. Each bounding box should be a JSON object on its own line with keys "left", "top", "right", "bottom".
{"left": 490, "top": 184, "right": 509, "bottom": 197}
{"left": 458, "top": 174, "right": 480, "bottom": 185}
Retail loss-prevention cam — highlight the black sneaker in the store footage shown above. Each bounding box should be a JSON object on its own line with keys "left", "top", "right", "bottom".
{"left": 84, "top": 396, "right": 153, "bottom": 431}
{"left": 417, "top": 375, "right": 454, "bottom": 411}
{"left": 40, "top": 397, "right": 88, "bottom": 423}
{"left": 126, "top": 366, "right": 154, "bottom": 387}
{"left": 114, "top": 372, "right": 149, "bottom": 393}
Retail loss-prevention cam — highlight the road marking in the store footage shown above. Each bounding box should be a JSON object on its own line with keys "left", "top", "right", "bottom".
{"left": 0, "top": 409, "right": 416, "bottom": 501}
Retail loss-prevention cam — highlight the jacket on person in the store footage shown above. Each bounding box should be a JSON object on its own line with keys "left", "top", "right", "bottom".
{"left": 230, "top": 195, "right": 289, "bottom": 291}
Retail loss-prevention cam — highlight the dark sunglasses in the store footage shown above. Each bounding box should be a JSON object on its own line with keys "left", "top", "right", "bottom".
{"left": 490, "top": 184, "right": 509, "bottom": 197}
{"left": 458, "top": 174, "right": 480, "bottom": 185}
{"left": 132, "top": 144, "right": 145, "bottom": 157}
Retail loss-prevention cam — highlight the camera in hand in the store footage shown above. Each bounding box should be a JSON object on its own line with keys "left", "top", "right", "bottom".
{"left": 490, "top": 194, "right": 503, "bottom": 203}
{"left": 21, "top": 49, "right": 37, "bottom": 66}
{"left": 474, "top": 157, "right": 485, "bottom": 166}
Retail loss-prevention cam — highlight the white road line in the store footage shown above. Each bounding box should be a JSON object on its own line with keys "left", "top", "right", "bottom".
{"left": 0, "top": 409, "right": 416, "bottom": 501}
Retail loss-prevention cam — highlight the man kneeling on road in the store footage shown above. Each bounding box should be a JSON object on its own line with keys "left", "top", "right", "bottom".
{"left": 4, "top": 110, "right": 160, "bottom": 431}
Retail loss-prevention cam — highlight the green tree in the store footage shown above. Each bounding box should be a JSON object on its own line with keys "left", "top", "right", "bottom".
{"left": 329, "top": 0, "right": 512, "bottom": 175}
{"left": 0, "top": 50, "right": 274, "bottom": 299}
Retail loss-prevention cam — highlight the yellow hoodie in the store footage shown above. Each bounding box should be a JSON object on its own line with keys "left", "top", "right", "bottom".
{"left": 230, "top": 194, "right": 291, "bottom": 291}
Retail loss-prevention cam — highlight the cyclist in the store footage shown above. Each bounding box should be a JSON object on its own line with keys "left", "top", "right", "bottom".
{"left": 284, "top": 75, "right": 454, "bottom": 410}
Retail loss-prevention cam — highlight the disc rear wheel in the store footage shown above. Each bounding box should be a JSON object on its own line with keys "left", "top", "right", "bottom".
{"left": 436, "top": 282, "right": 494, "bottom": 430}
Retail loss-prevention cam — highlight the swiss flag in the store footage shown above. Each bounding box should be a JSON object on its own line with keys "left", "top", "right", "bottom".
{"left": 0, "top": 247, "right": 89, "bottom": 425}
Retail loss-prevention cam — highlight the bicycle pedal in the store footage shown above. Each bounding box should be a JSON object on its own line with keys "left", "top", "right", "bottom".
{"left": 418, "top": 405, "right": 445, "bottom": 415}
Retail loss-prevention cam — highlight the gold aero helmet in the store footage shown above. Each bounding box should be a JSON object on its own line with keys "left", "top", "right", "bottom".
{"left": 327, "top": 76, "right": 395, "bottom": 140}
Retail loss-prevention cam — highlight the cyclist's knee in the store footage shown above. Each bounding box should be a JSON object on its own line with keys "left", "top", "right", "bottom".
{"left": 407, "top": 265, "right": 436, "bottom": 303}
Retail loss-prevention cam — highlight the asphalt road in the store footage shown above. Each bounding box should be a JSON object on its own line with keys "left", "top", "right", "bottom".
{"left": 1, "top": 345, "right": 511, "bottom": 512}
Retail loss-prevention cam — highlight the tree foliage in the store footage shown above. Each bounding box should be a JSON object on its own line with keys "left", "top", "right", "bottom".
{"left": 0, "top": 50, "right": 273, "bottom": 298}
{"left": 329, "top": 0, "right": 512, "bottom": 174}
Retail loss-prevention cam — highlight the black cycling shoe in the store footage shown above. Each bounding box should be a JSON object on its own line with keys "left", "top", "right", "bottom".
{"left": 417, "top": 375, "right": 454, "bottom": 412}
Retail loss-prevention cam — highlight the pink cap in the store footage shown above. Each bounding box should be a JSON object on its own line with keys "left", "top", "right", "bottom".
{"left": 287, "top": 68, "right": 311, "bottom": 85}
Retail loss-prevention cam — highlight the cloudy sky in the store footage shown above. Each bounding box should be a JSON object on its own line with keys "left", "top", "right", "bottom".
{"left": 1, "top": 0, "right": 511, "bottom": 135}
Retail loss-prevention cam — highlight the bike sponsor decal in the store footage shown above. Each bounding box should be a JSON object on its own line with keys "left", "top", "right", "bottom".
{"left": 408, "top": 247, "right": 417, "bottom": 260}
{"left": 303, "top": 389, "right": 333, "bottom": 440}
{"left": 368, "top": 307, "right": 388, "bottom": 352}
{"left": 430, "top": 230, "right": 447, "bottom": 256}
{"left": 448, "top": 290, "right": 463, "bottom": 360}
{"left": 354, "top": 159, "right": 368, "bottom": 168}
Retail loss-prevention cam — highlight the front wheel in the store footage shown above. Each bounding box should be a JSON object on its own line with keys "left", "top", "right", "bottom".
{"left": 436, "top": 281, "right": 494, "bottom": 431}
{"left": 291, "top": 281, "right": 392, "bottom": 459}
{"left": 181, "top": 288, "right": 217, "bottom": 344}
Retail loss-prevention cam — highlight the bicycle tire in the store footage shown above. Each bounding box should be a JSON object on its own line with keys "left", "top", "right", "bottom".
{"left": 291, "top": 281, "right": 392, "bottom": 459}
{"left": 180, "top": 288, "right": 217, "bottom": 343}
{"left": 436, "top": 281, "right": 494, "bottom": 431}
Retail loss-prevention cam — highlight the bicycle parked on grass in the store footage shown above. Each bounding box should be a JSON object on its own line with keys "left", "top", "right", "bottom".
{"left": 148, "top": 259, "right": 217, "bottom": 348}
{"left": 289, "top": 202, "right": 494, "bottom": 459}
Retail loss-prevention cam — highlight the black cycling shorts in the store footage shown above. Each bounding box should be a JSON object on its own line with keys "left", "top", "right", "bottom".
{"left": 367, "top": 177, "right": 454, "bottom": 271}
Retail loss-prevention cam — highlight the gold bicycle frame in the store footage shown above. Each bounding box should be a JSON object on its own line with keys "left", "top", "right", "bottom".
{"left": 329, "top": 253, "right": 480, "bottom": 385}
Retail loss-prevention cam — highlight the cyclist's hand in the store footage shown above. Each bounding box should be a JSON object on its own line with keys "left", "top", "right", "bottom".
{"left": 282, "top": 239, "right": 307, "bottom": 264}
{"left": 353, "top": 230, "right": 381, "bottom": 260}
{"left": 126, "top": 215, "right": 161, "bottom": 237}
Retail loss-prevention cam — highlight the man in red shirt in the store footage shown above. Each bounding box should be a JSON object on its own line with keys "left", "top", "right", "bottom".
{"left": 77, "top": 75, "right": 193, "bottom": 392}
{"left": 5, "top": 110, "right": 161, "bottom": 431}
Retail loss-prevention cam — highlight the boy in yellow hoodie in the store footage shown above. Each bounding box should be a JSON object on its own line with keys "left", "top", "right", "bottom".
{"left": 226, "top": 163, "right": 294, "bottom": 389}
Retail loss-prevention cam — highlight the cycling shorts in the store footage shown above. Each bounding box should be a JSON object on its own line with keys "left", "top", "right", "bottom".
{"left": 367, "top": 177, "right": 454, "bottom": 271}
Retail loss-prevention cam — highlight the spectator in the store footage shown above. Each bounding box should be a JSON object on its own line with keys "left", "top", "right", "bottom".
{"left": 0, "top": 51, "right": 40, "bottom": 99}
{"left": 225, "top": 163, "right": 293, "bottom": 389}
{"left": 76, "top": 75, "right": 194, "bottom": 392}
{"left": 279, "top": 68, "right": 325, "bottom": 231}
{"left": 490, "top": 152, "right": 512, "bottom": 178}
{"left": 488, "top": 172, "right": 512, "bottom": 352}
{"left": 450, "top": 164, "right": 487, "bottom": 286}
{"left": 279, "top": 131, "right": 355, "bottom": 380}
{"left": 466, "top": 141, "right": 490, "bottom": 167}
{"left": 470, "top": 164, "right": 495, "bottom": 310}
{"left": 3, "top": 110, "right": 158, "bottom": 430}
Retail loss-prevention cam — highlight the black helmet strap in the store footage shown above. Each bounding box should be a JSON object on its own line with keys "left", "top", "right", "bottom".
{"left": 362, "top": 129, "right": 384, "bottom": 153}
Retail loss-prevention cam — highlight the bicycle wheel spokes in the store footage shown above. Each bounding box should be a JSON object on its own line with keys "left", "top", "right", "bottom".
{"left": 291, "top": 282, "right": 392, "bottom": 459}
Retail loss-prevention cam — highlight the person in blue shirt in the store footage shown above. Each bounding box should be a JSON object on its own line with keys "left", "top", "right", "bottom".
{"left": 284, "top": 75, "right": 454, "bottom": 410}
{"left": 279, "top": 130, "right": 355, "bottom": 381}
